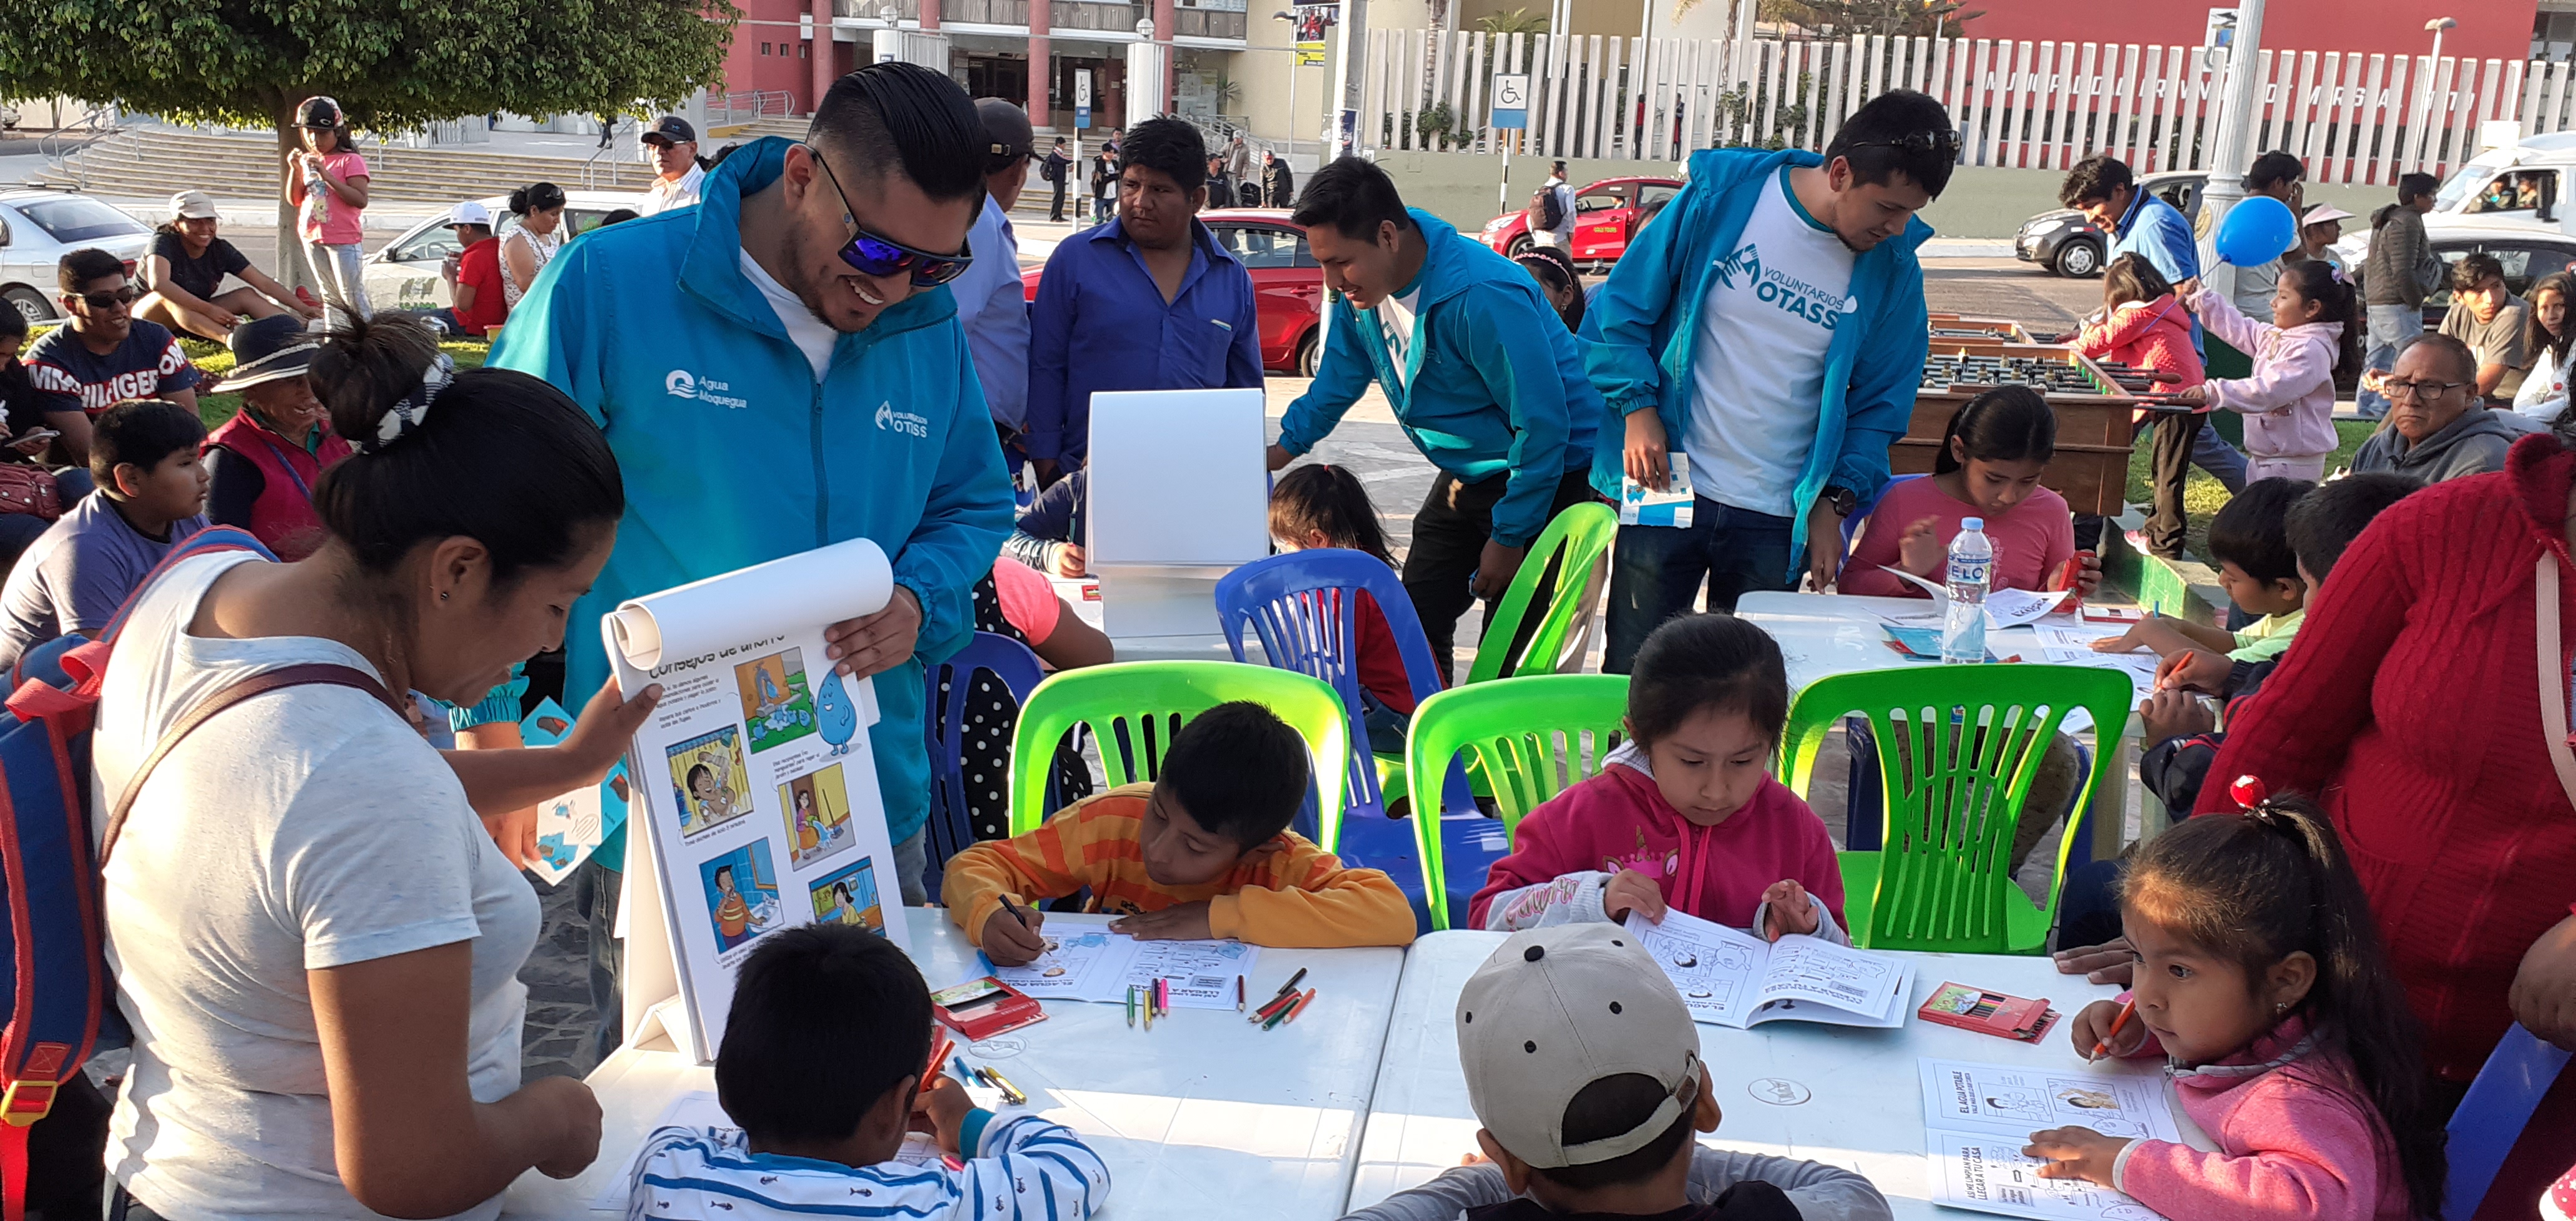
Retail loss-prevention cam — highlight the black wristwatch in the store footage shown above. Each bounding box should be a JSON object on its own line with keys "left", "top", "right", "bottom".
{"left": 1821, "top": 484, "right": 1860, "bottom": 517}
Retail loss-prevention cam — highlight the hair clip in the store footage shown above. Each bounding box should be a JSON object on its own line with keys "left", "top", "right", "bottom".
{"left": 358, "top": 352, "right": 454, "bottom": 455}
{"left": 2228, "top": 775, "right": 2268, "bottom": 811}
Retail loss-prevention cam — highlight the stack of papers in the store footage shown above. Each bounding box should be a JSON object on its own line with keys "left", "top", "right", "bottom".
{"left": 986, "top": 928, "right": 1260, "bottom": 1009}
{"left": 1622, "top": 909, "right": 1913, "bottom": 1029}
{"left": 1918, "top": 1059, "right": 2182, "bottom": 1220}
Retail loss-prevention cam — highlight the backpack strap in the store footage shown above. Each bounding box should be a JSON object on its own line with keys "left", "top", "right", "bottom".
{"left": 96, "top": 663, "right": 401, "bottom": 865}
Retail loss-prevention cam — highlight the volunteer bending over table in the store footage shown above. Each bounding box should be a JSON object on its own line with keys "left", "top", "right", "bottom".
{"left": 98, "top": 315, "right": 659, "bottom": 1220}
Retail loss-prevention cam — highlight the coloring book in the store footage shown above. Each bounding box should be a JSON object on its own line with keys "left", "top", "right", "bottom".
{"left": 1622, "top": 908, "right": 1913, "bottom": 1029}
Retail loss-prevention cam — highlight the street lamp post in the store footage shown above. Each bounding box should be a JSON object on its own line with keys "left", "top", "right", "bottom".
{"left": 2417, "top": 17, "right": 2456, "bottom": 172}
{"left": 1273, "top": 10, "right": 1299, "bottom": 159}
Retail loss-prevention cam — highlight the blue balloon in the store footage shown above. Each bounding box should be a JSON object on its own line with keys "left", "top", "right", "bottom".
{"left": 2213, "top": 195, "right": 2298, "bottom": 267}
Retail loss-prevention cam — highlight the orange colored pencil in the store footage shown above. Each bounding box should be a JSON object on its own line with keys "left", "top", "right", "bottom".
{"left": 2088, "top": 998, "right": 2137, "bottom": 1061}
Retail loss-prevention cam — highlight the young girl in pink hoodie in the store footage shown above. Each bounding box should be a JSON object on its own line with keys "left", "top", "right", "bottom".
{"left": 2177, "top": 259, "right": 2362, "bottom": 484}
{"left": 1466, "top": 613, "right": 1845, "bottom": 942}
{"left": 2024, "top": 785, "right": 2444, "bottom": 1221}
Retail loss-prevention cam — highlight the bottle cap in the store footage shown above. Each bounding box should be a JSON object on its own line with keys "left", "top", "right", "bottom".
{"left": 1961, "top": 517, "right": 1984, "bottom": 531}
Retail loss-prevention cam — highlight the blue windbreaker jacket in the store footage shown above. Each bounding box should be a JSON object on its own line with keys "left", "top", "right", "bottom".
{"left": 488, "top": 137, "right": 1013, "bottom": 856}
{"left": 1276, "top": 208, "right": 1603, "bottom": 549}
{"left": 1585, "top": 148, "right": 1933, "bottom": 577}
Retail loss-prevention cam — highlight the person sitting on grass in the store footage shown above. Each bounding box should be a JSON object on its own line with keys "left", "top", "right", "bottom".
{"left": 135, "top": 190, "right": 318, "bottom": 341}
{"left": 22, "top": 248, "right": 202, "bottom": 466}
{"left": 2518, "top": 271, "right": 2574, "bottom": 421}
{"left": 2092, "top": 477, "right": 2315, "bottom": 669}
{"left": 1344, "top": 923, "right": 1890, "bottom": 1221}
{"left": 1837, "top": 386, "right": 2100, "bottom": 601}
{"left": 424, "top": 201, "right": 506, "bottom": 340}
{"left": 945, "top": 700, "right": 1417, "bottom": 961}
{"left": 203, "top": 315, "right": 353, "bottom": 561}
{"left": 2349, "top": 333, "right": 2525, "bottom": 485}
{"left": 627, "top": 923, "right": 1113, "bottom": 1219}
{"left": 0, "top": 307, "right": 95, "bottom": 567}
{"left": 0, "top": 399, "right": 207, "bottom": 672}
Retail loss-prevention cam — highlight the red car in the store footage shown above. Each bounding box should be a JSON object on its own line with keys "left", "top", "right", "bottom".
{"left": 1478, "top": 176, "right": 1685, "bottom": 265}
{"left": 1021, "top": 208, "right": 1326, "bottom": 376}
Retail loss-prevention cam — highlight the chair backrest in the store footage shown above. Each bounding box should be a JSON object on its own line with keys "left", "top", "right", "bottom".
{"left": 1007, "top": 661, "right": 1351, "bottom": 850}
{"left": 2443, "top": 1022, "right": 2574, "bottom": 1220}
{"left": 1215, "top": 549, "right": 1443, "bottom": 830}
{"left": 1842, "top": 473, "right": 1926, "bottom": 552}
{"left": 922, "top": 632, "right": 1048, "bottom": 901}
{"left": 1403, "top": 674, "right": 1629, "bottom": 930}
{"left": 1780, "top": 663, "right": 2132, "bottom": 953}
{"left": 1466, "top": 502, "right": 1618, "bottom": 685}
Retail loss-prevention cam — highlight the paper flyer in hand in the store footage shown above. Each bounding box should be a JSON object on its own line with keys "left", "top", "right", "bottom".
{"left": 515, "top": 697, "right": 632, "bottom": 886}
{"left": 608, "top": 537, "right": 911, "bottom": 1061}
{"left": 1619, "top": 453, "right": 1694, "bottom": 527}
{"left": 1918, "top": 1059, "right": 2183, "bottom": 1221}
{"left": 1620, "top": 908, "right": 1911, "bottom": 1029}
{"left": 1875, "top": 566, "right": 2071, "bottom": 629}
{"left": 985, "top": 918, "right": 1260, "bottom": 1009}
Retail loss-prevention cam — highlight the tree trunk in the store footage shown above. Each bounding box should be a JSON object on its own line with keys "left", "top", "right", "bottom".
{"left": 273, "top": 96, "right": 317, "bottom": 303}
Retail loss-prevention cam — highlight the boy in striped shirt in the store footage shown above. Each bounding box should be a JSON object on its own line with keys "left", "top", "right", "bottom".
{"left": 945, "top": 701, "right": 1417, "bottom": 958}
{"left": 625, "top": 924, "right": 1110, "bottom": 1220}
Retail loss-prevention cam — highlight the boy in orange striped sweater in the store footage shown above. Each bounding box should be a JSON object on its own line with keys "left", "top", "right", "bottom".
{"left": 944, "top": 702, "right": 1417, "bottom": 960}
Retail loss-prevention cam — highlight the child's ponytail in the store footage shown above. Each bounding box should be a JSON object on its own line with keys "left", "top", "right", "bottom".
{"left": 2121, "top": 787, "right": 2445, "bottom": 1220}
{"left": 2281, "top": 259, "right": 2364, "bottom": 380}
{"left": 1269, "top": 464, "right": 1397, "bottom": 569}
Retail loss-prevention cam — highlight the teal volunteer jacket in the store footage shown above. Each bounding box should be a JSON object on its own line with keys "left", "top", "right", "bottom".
{"left": 489, "top": 137, "right": 1013, "bottom": 864}
{"left": 1275, "top": 208, "right": 1603, "bottom": 549}
{"left": 1586, "top": 148, "right": 1932, "bottom": 577}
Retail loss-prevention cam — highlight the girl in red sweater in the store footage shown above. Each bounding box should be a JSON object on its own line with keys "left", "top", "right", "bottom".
{"left": 2027, "top": 788, "right": 2443, "bottom": 1221}
{"left": 1270, "top": 464, "right": 1435, "bottom": 752}
{"left": 2075, "top": 253, "right": 2207, "bottom": 557}
{"left": 1466, "top": 613, "right": 1845, "bottom": 941}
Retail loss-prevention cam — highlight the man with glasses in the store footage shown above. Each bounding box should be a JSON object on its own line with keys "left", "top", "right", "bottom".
{"left": 2350, "top": 334, "right": 2524, "bottom": 484}
{"left": 23, "top": 248, "right": 200, "bottom": 468}
{"left": 1586, "top": 89, "right": 1951, "bottom": 672}
{"left": 489, "top": 61, "right": 1012, "bottom": 1061}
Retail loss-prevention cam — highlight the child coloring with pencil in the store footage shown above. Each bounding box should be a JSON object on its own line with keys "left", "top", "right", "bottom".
{"left": 2025, "top": 785, "right": 2444, "bottom": 1221}
{"left": 1271, "top": 463, "right": 1436, "bottom": 752}
{"left": 2093, "top": 477, "right": 2313, "bottom": 667}
{"left": 627, "top": 923, "right": 1113, "bottom": 1220}
{"left": 2173, "top": 259, "right": 2360, "bottom": 483}
{"left": 1467, "top": 613, "right": 1846, "bottom": 944}
{"left": 1837, "top": 386, "right": 2100, "bottom": 601}
{"left": 945, "top": 700, "right": 1417, "bottom": 960}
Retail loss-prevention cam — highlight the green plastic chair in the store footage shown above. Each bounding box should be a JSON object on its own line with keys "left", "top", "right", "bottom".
{"left": 1006, "top": 661, "right": 1352, "bottom": 851}
{"left": 1463, "top": 501, "right": 1618, "bottom": 685}
{"left": 1402, "top": 674, "right": 1629, "bottom": 931}
{"left": 1780, "top": 664, "right": 2133, "bottom": 954}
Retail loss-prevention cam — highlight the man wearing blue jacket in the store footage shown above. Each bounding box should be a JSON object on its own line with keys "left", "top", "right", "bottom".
{"left": 489, "top": 62, "right": 1012, "bottom": 1052}
{"left": 1268, "top": 157, "right": 1602, "bottom": 680}
{"left": 1589, "top": 89, "right": 1952, "bottom": 672}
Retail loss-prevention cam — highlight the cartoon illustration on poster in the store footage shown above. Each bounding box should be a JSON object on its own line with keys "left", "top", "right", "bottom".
{"left": 666, "top": 727, "right": 753, "bottom": 836}
{"left": 735, "top": 648, "right": 820, "bottom": 752}
{"left": 807, "top": 856, "right": 886, "bottom": 934}
{"left": 700, "top": 840, "right": 783, "bottom": 953}
{"left": 779, "top": 764, "right": 856, "bottom": 868}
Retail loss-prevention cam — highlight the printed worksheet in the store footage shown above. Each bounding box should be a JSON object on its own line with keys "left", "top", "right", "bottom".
{"left": 1624, "top": 909, "right": 1912, "bottom": 1029}
{"left": 987, "top": 926, "right": 1259, "bottom": 1009}
{"left": 516, "top": 697, "right": 632, "bottom": 887}
{"left": 1121, "top": 938, "right": 1261, "bottom": 1008}
{"left": 988, "top": 926, "right": 1133, "bottom": 999}
{"left": 1619, "top": 454, "right": 1695, "bottom": 527}
{"left": 1931, "top": 1132, "right": 2170, "bottom": 1221}
{"left": 1920, "top": 1059, "right": 2183, "bottom": 1142}
{"left": 1871, "top": 567, "right": 2071, "bottom": 628}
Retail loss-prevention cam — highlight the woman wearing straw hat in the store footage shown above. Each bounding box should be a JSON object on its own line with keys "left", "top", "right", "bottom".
{"left": 202, "top": 315, "right": 353, "bottom": 561}
{"left": 135, "top": 190, "right": 319, "bottom": 341}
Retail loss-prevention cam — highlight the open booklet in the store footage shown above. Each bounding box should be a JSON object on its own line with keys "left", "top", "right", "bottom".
{"left": 1621, "top": 908, "right": 1913, "bottom": 1029}
{"left": 607, "top": 538, "right": 912, "bottom": 1062}
{"left": 1875, "top": 566, "right": 2072, "bottom": 629}
{"left": 1918, "top": 1058, "right": 2183, "bottom": 1221}
{"left": 983, "top": 917, "right": 1261, "bottom": 1010}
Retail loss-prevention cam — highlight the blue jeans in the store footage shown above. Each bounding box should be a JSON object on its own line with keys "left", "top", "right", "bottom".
{"left": 2189, "top": 425, "right": 2248, "bottom": 494}
{"left": 1604, "top": 499, "right": 1795, "bottom": 674}
{"left": 2356, "top": 303, "right": 2421, "bottom": 419}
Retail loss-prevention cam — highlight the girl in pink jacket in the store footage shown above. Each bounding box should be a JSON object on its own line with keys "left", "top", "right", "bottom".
{"left": 2177, "top": 259, "right": 2363, "bottom": 483}
{"left": 1466, "top": 613, "right": 1846, "bottom": 942}
{"left": 2024, "top": 786, "right": 2444, "bottom": 1221}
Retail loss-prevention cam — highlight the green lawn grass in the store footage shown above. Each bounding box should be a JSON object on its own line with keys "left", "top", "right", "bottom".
{"left": 2120, "top": 418, "right": 2381, "bottom": 560}
{"left": 178, "top": 334, "right": 491, "bottom": 432}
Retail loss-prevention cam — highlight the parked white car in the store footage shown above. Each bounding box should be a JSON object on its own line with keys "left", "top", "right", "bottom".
{"left": 0, "top": 189, "right": 157, "bottom": 325}
{"left": 364, "top": 189, "right": 647, "bottom": 315}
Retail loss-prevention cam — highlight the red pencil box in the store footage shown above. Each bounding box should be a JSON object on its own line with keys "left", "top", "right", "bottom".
{"left": 1918, "top": 981, "right": 2060, "bottom": 1042}
{"left": 930, "top": 976, "right": 1048, "bottom": 1041}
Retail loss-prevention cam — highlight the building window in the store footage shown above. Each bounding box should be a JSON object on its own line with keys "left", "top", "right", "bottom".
{"left": 762, "top": 41, "right": 774, "bottom": 54}
{"left": 800, "top": 42, "right": 810, "bottom": 57}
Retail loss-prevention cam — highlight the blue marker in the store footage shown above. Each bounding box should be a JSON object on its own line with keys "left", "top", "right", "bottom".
{"left": 950, "top": 1056, "right": 973, "bottom": 1084}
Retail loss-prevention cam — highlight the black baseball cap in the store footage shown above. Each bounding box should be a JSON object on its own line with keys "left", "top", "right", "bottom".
{"left": 973, "top": 99, "right": 1032, "bottom": 172}
{"left": 642, "top": 115, "right": 696, "bottom": 146}
{"left": 225, "top": 315, "right": 318, "bottom": 390}
{"left": 297, "top": 96, "right": 343, "bottom": 129}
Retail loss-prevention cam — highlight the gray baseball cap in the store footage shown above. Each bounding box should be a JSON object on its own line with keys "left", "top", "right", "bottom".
{"left": 1455, "top": 924, "right": 1703, "bottom": 1169}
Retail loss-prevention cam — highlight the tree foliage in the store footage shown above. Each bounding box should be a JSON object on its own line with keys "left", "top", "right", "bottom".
{"left": 1475, "top": 7, "right": 1549, "bottom": 36}
{"left": 1757, "top": 0, "right": 1982, "bottom": 39}
{"left": 0, "top": 0, "right": 740, "bottom": 132}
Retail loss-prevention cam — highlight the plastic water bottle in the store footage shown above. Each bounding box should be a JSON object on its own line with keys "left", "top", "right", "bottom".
{"left": 1942, "top": 518, "right": 1993, "bottom": 665}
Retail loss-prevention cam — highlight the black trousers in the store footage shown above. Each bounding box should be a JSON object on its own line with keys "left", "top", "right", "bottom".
{"left": 1049, "top": 177, "right": 1067, "bottom": 221}
{"left": 1402, "top": 468, "right": 1599, "bottom": 685}
{"left": 2143, "top": 411, "right": 2205, "bottom": 557}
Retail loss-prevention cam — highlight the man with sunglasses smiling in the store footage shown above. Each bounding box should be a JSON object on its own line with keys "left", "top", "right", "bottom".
{"left": 489, "top": 61, "right": 1012, "bottom": 1061}
{"left": 23, "top": 247, "right": 202, "bottom": 468}
{"left": 1586, "top": 88, "right": 1952, "bottom": 673}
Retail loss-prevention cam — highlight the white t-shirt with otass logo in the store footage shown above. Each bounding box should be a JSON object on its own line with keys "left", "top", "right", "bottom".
{"left": 1682, "top": 166, "right": 1858, "bottom": 519}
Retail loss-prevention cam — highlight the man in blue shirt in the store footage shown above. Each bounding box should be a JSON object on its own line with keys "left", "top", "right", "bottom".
{"left": 1270, "top": 157, "right": 1602, "bottom": 680}
{"left": 489, "top": 62, "right": 1012, "bottom": 1059}
{"left": 951, "top": 98, "right": 1033, "bottom": 449}
{"left": 1023, "top": 118, "right": 1262, "bottom": 479}
{"left": 2059, "top": 154, "right": 2247, "bottom": 557}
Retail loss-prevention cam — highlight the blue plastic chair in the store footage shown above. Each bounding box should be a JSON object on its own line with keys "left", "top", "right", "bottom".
{"left": 1840, "top": 473, "right": 1926, "bottom": 553}
{"left": 921, "top": 631, "right": 1048, "bottom": 903}
{"left": 1215, "top": 550, "right": 1465, "bottom": 903}
{"left": 2442, "top": 1023, "right": 2572, "bottom": 1220}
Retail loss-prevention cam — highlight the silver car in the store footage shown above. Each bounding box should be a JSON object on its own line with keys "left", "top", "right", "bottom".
{"left": 0, "top": 189, "right": 157, "bottom": 325}
{"left": 364, "top": 189, "right": 647, "bottom": 315}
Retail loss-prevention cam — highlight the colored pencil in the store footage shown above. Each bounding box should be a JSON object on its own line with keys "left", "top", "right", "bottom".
{"left": 998, "top": 895, "right": 1034, "bottom": 930}
{"left": 1274, "top": 967, "right": 1308, "bottom": 998}
{"left": 985, "top": 1067, "right": 1028, "bottom": 1105}
{"left": 1261, "top": 1002, "right": 1294, "bottom": 1031}
{"left": 1237, "top": 976, "right": 1246, "bottom": 1012}
{"left": 1127, "top": 985, "right": 1138, "bottom": 1027}
{"left": 1284, "top": 988, "right": 1317, "bottom": 1024}
{"left": 1250, "top": 989, "right": 1298, "bottom": 1022}
{"left": 950, "top": 1056, "right": 973, "bottom": 1085}
{"left": 2089, "top": 998, "right": 2138, "bottom": 1061}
